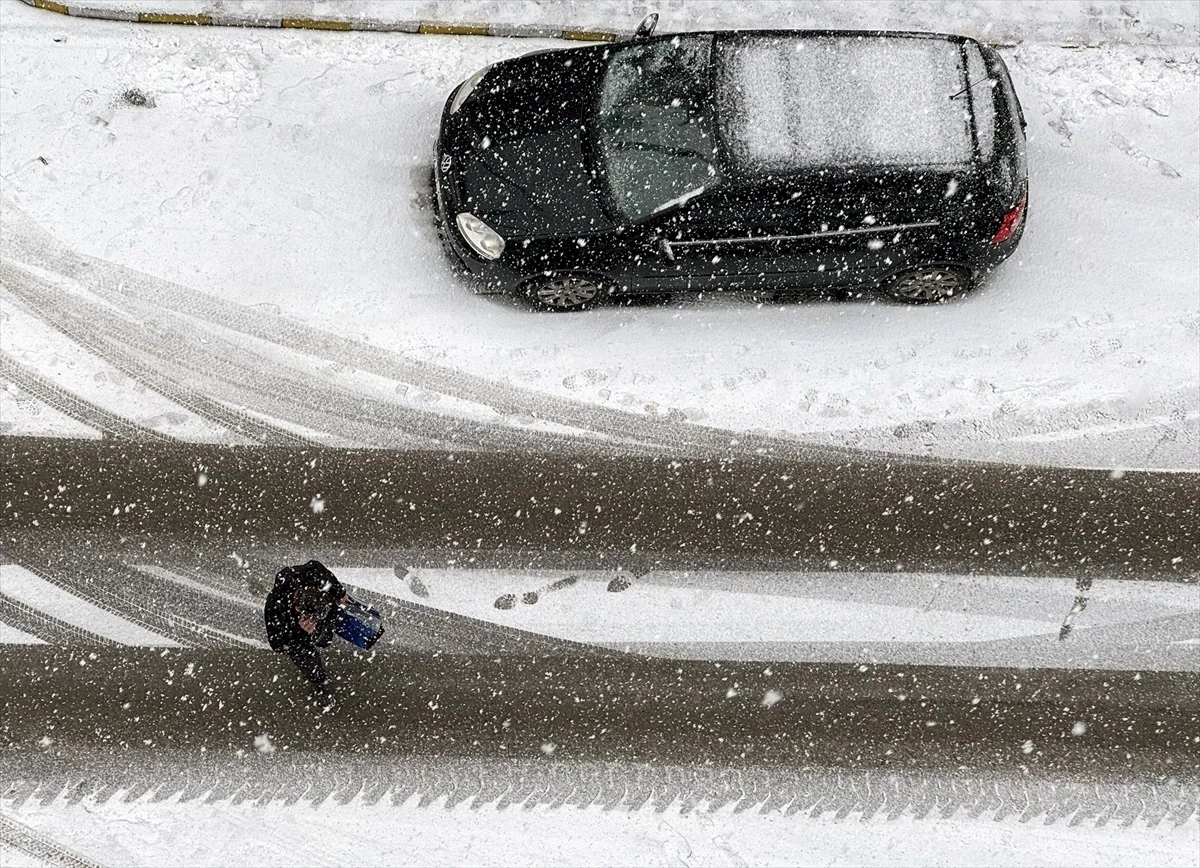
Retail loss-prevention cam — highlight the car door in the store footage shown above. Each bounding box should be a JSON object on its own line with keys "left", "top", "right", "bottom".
{"left": 762, "top": 171, "right": 953, "bottom": 291}
{"left": 616, "top": 176, "right": 949, "bottom": 293}
{"left": 630, "top": 185, "right": 803, "bottom": 292}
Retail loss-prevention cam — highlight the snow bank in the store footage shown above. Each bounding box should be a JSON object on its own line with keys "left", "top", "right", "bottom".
{"left": 23, "top": 0, "right": 1200, "bottom": 47}
{"left": 4, "top": 786, "right": 1198, "bottom": 868}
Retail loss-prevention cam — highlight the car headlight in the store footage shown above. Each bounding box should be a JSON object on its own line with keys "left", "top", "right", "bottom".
{"left": 449, "top": 65, "right": 492, "bottom": 115}
{"left": 455, "top": 212, "right": 505, "bottom": 260}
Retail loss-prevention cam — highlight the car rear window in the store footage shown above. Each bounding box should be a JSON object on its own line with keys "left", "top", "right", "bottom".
{"left": 716, "top": 35, "right": 973, "bottom": 172}
{"left": 965, "top": 41, "right": 997, "bottom": 160}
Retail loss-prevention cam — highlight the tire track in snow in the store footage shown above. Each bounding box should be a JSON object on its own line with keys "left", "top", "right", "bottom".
{"left": 0, "top": 813, "right": 103, "bottom": 868}
{"left": 50, "top": 559, "right": 265, "bottom": 649}
{"left": 1, "top": 258, "right": 654, "bottom": 456}
{"left": 0, "top": 352, "right": 175, "bottom": 443}
{"left": 0, "top": 594, "right": 116, "bottom": 647}
{"left": 152, "top": 560, "right": 623, "bottom": 657}
{"left": 0, "top": 553, "right": 619, "bottom": 656}
{"left": 117, "top": 564, "right": 268, "bottom": 649}
{"left": 4, "top": 559, "right": 214, "bottom": 649}
{"left": 0, "top": 273, "right": 310, "bottom": 448}
{"left": 98, "top": 284, "right": 639, "bottom": 455}
{"left": 0, "top": 197, "right": 907, "bottom": 463}
{"left": 2, "top": 756, "right": 1195, "bottom": 828}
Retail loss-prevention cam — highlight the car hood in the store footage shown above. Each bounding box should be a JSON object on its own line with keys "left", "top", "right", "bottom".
{"left": 444, "top": 50, "right": 618, "bottom": 238}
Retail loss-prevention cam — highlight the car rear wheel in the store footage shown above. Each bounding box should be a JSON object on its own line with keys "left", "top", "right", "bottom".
{"left": 883, "top": 266, "right": 972, "bottom": 304}
{"left": 528, "top": 275, "right": 607, "bottom": 311}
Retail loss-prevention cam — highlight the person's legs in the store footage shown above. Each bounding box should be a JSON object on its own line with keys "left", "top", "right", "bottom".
{"left": 285, "top": 643, "right": 327, "bottom": 686}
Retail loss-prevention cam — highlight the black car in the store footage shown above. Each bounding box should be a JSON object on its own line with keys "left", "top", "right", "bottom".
{"left": 434, "top": 27, "right": 1027, "bottom": 311}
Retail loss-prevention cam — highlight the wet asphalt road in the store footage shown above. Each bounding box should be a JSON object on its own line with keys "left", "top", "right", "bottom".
{"left": 2, "top": 645, "right": 1197, "bottom": 777}
{"left": 3, "top": 437, "right": 1197, "bottom": 579}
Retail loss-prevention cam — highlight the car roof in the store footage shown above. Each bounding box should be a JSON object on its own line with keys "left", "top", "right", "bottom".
{"left": 689, "top": 30, "right": 976, "bottom": 173}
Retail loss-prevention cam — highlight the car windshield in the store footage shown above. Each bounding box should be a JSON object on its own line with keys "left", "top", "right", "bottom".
{"left": 595, "top": 35, "right": 723, "bottom": 223}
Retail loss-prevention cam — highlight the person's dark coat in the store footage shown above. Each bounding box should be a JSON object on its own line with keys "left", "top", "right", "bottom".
{"left": 264, "top": 560, "right": 347, "bottom": 685}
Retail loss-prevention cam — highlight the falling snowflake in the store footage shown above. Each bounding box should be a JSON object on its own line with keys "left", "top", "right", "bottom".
{"left": 762, "top": 689, "right": 783, "bottom": 708}
{"left": 254, "top": 733, "right": 276, "bottom": 755}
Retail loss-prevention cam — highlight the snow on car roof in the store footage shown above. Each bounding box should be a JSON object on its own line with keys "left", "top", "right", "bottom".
{"left": 716, "top": 34, "right": 972, "bottom": 172}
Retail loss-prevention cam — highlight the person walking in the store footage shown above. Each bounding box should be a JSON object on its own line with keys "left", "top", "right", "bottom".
{"left": 263, "top": 559, "right": 383, "bottom": 691}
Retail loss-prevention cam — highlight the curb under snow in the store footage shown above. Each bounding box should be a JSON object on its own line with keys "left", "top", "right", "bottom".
{"left": 17, "top": 0, "right": 622, "bottom": 41}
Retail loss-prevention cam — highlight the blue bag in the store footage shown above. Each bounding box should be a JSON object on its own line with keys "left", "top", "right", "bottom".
{"left": 335, "top": 595, "right": 385, "bottom": 649}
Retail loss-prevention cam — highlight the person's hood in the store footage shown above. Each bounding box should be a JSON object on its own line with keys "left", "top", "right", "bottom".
{"left": 443, "top": 48, "right": 619, "bottom": 238}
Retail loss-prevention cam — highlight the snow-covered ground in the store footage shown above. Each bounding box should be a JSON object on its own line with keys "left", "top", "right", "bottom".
{"left": 4, "top": 787, "right": 1198, "bottom": 868}
{"left": 1, "top": 0, "right": 1197, "bottom": 468}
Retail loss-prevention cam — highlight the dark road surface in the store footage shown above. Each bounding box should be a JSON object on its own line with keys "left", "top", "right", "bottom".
{"left": 3, "top": 437, "right": 1197, "bottom": 579}
{"left": 3, "top": 644, "right": 1198, "bottom": 771}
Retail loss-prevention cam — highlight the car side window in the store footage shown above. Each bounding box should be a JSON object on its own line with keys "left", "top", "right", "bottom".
{"left": 652, "top": 186, "right": 789, "bottom": 241}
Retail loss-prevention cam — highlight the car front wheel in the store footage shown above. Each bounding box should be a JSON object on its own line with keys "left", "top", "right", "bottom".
{"left": 882, "top": 266, "right": 972, "bottom": 304}
{"left": 526, "top": 274, "right": 609, "bottom": 312}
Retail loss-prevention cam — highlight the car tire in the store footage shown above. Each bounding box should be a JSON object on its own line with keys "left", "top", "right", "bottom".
{"left": 526, "top": 274, "right": 610, "bottom": 312}
{"left": 882, "top": 266, "right": 973, "bottom": 304}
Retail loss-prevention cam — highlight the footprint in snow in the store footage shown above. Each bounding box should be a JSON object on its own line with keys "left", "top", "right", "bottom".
{"left": 394, "top": 565, "right": 429, "bottom": 598}
{"left": 494, "top": 575, "right": 579, "bottom": 609}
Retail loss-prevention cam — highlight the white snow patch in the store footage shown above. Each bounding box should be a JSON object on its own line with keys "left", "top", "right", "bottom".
{"left": 3, "top": 789, "right": 1198, "bottom": 868}
{"left": 0, "top": 619, "right": 46, "bottom": 644}
{"left": 0, "top": 564, "right": 177, "bottom": 646}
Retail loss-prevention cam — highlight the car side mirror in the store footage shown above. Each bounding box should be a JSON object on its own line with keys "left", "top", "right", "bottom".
{"left": 656, "top": 236, "right": 675, "bottom": 261}
{"left": 633, "top": 13, "right": 659, "bottom": 40}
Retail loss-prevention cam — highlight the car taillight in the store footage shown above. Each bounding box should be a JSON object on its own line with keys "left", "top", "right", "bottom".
{"left": 991, "top": 192, "right": 1026, "bottom": 244}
